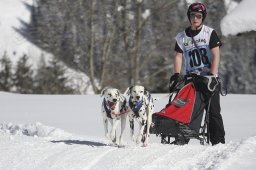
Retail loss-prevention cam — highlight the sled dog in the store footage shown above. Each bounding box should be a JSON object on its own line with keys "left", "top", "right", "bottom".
{"left": 124, "top": 85, "right": 154, "bottom": 146}
{"left": 101, "top": 87, "right": 128, "bottom": 145}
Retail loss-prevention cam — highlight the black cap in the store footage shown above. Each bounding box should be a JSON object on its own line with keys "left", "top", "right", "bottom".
{"left": 187, "top": 3, "right": 207, "bottom": 22}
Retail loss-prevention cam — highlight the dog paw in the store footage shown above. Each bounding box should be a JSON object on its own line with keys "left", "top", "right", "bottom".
{"left": 112, "top": 138, "right": 117, "bottom": 144}
{"left": 110, "top": 133, "right": 116, "bottom": 141}
{"left": 141, "top": 134, "right": 146, "bottom": 143}
{"left": 119, "top": 141, "right": 125, "bottom": 146}
{"left": 143, "top": 138, "right": 149, "bottom": 147}
{"left": 118, "top": 145, "right": 125, "bottom": 148}
{"left": 105, "top": 133, "right": 110, "bottom": 140}
{"left": 119, "top": 138, "right": 124, "bottom": 146}
{"left": 142, "top": 142, "right": 148, "bottom": 147}
{"left": 111, "top": 136, "right": 116, "bottom": 143}
{"left": 136, "top": 135, "right": 142, "bottom": 144}
{"left": 130, "top": 135, "right": 136, "bottom": 142}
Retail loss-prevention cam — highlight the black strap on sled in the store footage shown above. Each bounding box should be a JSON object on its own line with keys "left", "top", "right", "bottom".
{"left": 217, "top": 75, "right": 228, "bottom": 96}
{"left": 198, "top": 95, "right": 212, "bottom": 145}
{"left": 205, "top": 97, "right": 212, "bottom": 144}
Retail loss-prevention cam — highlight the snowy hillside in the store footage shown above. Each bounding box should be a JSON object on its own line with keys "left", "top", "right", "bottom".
{"left": 0, "top": 0, "right": 93, "bottom": 94}
{"left": 0, "top": 92, "right": 256, "bottom": 170}
{"left": 0, "top": 0, "right": 45, "bottom": 64}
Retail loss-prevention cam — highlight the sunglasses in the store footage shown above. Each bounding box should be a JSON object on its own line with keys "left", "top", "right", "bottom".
{"left": 190, "top": 13, "right": 203, "bottom": 19}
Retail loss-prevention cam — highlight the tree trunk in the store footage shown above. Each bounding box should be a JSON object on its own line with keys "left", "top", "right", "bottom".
{"left": 89, "top": 0, "right": 99, "bottom": 93}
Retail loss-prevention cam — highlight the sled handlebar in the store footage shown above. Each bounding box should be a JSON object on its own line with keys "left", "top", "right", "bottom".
{"left": 171, "top": 74, "right": 218, "bottom": 93}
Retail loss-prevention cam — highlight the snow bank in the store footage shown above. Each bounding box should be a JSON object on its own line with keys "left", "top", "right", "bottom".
{"left": 221, "top": 0, "right": 256, "bottom": 36}
{"left": 0, "top": 122, "right": 71, "bottom": 138}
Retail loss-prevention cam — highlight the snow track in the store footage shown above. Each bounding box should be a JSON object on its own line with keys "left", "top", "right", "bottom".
{"left": 83, "top": 147, "right": 118, "bottom": 170}
{"left": 0, "top": 123, "right": 256, "bottom": 170}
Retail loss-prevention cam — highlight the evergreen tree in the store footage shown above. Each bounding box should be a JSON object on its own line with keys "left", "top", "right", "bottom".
{"left": 0, "top": 52, "right": 14, "bottom": 92}
{"left": 13, "top": 54, "right": 34, "bottom": 94}
{"left": 34, "top": 57, "right": 75, "bottom": 94}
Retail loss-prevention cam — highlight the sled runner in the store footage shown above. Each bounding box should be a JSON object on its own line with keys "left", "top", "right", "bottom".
{"left": 150, "top": 74, "right": 219, "bottom": 145}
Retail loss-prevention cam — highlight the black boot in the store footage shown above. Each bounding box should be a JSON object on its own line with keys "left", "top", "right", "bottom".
{"left": 172, "top": 134, "right": 190, "bottom": 145}
{"left": 211, "top": 137, "right": 225, "bottom": 146}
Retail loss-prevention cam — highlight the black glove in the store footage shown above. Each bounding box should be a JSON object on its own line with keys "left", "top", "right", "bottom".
{"left": 205, "top": 72, "right": 218, "bottom": 91}
{"left": 169, "top": 73, "right": 180, "bottom": 93}
{"left": 207, "top": 72, "right": 214, "bottom": 76}
{"left": 170, "top": 73, "right": 180, "bottom": 83}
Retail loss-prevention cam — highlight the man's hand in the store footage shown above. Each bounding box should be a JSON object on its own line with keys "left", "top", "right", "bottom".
{"left": 169, "top": 73, "right": 181, "bottom": 93}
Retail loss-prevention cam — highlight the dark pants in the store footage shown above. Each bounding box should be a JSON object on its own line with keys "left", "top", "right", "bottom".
{"left": 207, "top": 90, "right": 225, "bottom": 145}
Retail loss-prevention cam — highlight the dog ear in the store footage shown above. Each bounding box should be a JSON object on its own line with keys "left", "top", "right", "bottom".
{"left": 144, "top": 87, "right": 149, "bottom": 96}
{"left": 123, "top": 86, "right": 133, "bottom": 96}
{"left": 116, "top": 89, "right": 120, "bottom": 96}
{"left": 101, "top": 88, "right": 107, "bottom": 97}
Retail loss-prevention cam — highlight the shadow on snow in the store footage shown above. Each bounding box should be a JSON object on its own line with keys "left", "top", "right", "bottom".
{"left": 51, "top": 140, "right": 108, "bottom": 147}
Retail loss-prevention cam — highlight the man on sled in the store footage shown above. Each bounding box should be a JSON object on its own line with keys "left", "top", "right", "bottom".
{"left": 151, "top": 3, "right": 225, "bottom": 146}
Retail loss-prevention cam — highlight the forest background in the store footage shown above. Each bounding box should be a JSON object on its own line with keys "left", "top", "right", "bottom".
{"left": 1, "top": 0, "right": 255, "bottom": 94}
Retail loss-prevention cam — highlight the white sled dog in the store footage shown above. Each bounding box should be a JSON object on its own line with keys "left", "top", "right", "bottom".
{"left": 124, "top": 85, "right": 154, "bottom": 146}
{"left": 101, "top": 87, "right": 128, "bottom": 145}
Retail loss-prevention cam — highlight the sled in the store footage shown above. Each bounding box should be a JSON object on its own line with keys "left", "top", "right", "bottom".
{"left": 150, "top": 74, "right": 218, "bottom": 145}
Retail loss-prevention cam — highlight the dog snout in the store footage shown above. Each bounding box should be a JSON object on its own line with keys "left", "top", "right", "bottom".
{"left": 113, "top": 98, "right": 117, "bottom": 102}
{"left": 136, "top": 96, "right": 140, "bottom": 100}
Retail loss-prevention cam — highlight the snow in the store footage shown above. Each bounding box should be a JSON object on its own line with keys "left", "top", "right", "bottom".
{"left": 0, "top": 92, "right": 256, "bottom": 170}
{"left": 142, "top": 9, "right": 151, "bottom": 19}
{"left": 223, "top": 0, "right": 239, "bottom": 13}
{"left": 186, "top": 0, "right": 197, "bottom": 5}
{"left": 117, "top": 6, "right": 124, "bottom": 12}
{"left": 221, "top": 0, "right": 256, "bottom": 36}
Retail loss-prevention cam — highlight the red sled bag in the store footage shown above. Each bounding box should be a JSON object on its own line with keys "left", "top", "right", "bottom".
{"left": 157, "top": 83, "right": 195, "bottom": 124}
{"left": 151, "top": 81, "right": 206, "bottom": 135}
{"left": 150, "top": 75, "right": 219, "bottom": 145}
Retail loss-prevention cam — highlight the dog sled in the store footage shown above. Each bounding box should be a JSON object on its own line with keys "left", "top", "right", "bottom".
{"left": 150, "top": 74, "right": 219, "bottom": 145}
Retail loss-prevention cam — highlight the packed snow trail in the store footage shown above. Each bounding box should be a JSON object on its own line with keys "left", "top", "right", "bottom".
{"left": 0, "top": 123, "right": 256, "bottom": 170}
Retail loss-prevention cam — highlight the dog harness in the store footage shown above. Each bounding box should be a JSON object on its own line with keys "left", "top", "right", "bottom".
{"left": 129, "top": 94, "right": 152, "bottom": 118}
{"left": 103, "top": 98, "right": 128, "bottom": 119}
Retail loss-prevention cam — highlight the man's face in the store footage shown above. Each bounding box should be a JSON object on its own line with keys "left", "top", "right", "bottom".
{"left": 190, "top": 12, "right": 203, "bottom": 28}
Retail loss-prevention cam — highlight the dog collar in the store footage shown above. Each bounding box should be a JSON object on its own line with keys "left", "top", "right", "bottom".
{"left": 129, "top": 99, "right": 143, "bottom": 117}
